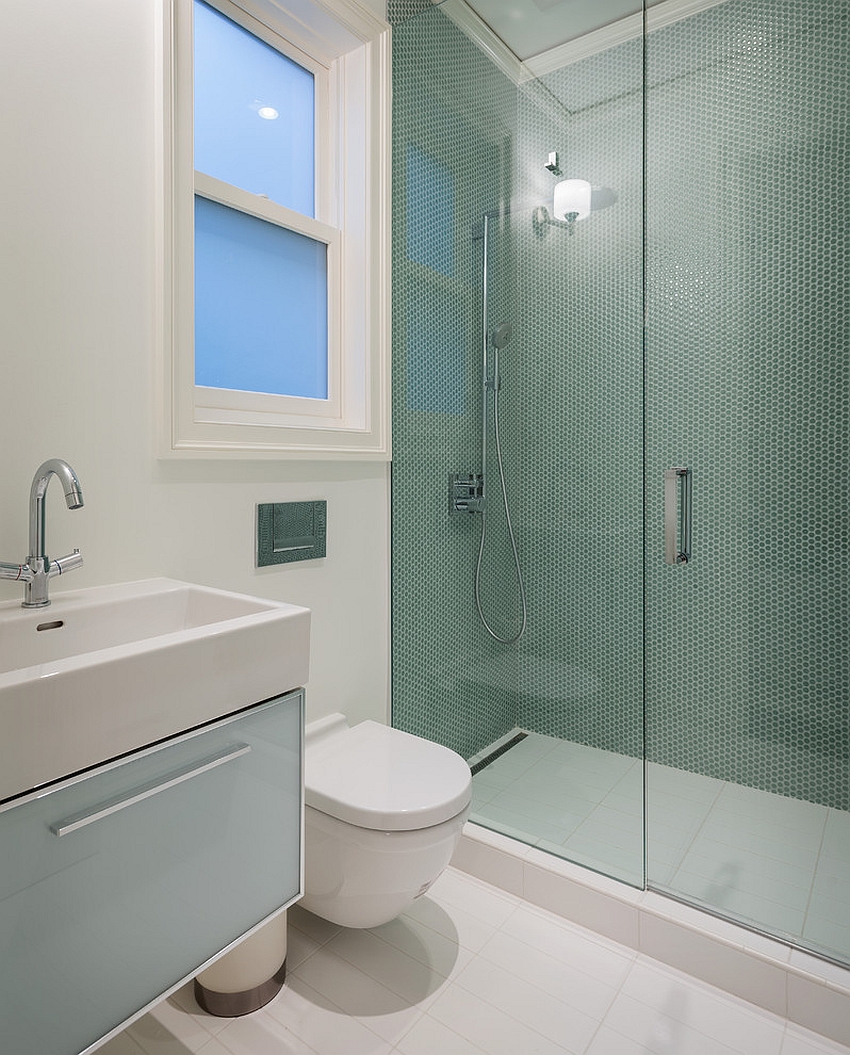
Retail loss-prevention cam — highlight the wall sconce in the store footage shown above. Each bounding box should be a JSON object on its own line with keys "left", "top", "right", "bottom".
{"left": 553, "top": 179, "right": 592, "bottom": 223}
{"left": 531, "top": 178, "right": 617, "bottom": 237}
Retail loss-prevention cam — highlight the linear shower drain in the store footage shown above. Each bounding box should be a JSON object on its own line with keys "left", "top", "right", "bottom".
{"left": 470, "top": 732, "right": 528, "bottom": 776}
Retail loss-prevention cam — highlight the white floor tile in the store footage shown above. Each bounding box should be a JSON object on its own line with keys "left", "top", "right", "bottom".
{"left": 402, "top": 890, "right": 501, "bottom": 953}
{"left": 103, "top": 865, "right": 850, "bottom": 1055}
{"left": 427, "top": 868, "right": 519, "bottom": 928}
{"left": 453, "top": 953, "right": 602, "bottom": 1052}
{"left": 600, "top": 789, "right": 645, "bottom": 821}
{"left": 195, "top": 1040, "right": 234, "bottom": 1055}
{"left": 213, "top": 1011, "right": 317, "bottom": 1055}
{"left": 427, "top": 982, "right": 574, "bottom": 1055}
{"left": 167, "top": 983, "right": 231, "bottom": 1037}
{"left": 129, "top": 995, "right": 215, "bottom": 1054}
{"left": 471, "top": 785, "right": 498, "bottom": 808}
{"left": 815, "top": 854, "right": 850, "bottom": 882}
{"left": 807, "top": 889, "right": 850, "bottom": 928}
{"left": 673, "top": 859, "right": 811, "bottom": 918}
{"left": 500, "top": 902, "right": 636, "bottom": 985}
{"left": 96, "top": 1032, "right": 147, "bottom": 1055}
{"left": 604, "top": 991, "right": 767, "bottom": 1055}
{"left": 647, "top": 763, "right": 725, "bottom": 806}
{"left": 620, "top": 959, "right": 786, "bottom": 1055}
{"left": 477, "top": 929, "right": 621, "bottom": 1020}
{"left": 265, "top": 974, "right": 396, "bottom": 1053}
{"left": 821, "top": 811, "right": 850, "bottom": 863}
{"left": 395, "top": 1012, "right": 489, "bottom": 1055}
{"left": 288, "top": 904, "right": 342, "bottom": 947}
{"left": 585, "top": 1025, "right": 656, "bottom": 1054}
{"left": 292, "top": 943, "right": 427, "bottom": 1025}
{"left": 558, "top": 831, "right": 644, "bottom": 883}
{"left": 712, "top": 786, "right": 828, "bottom": 836}
{"left": 325, "top": 924, "right": 468, "bottom": 1005}
{"left": 695, "top": 818, "right": 820, "bottom": 871}
{"left": 471, "top": 734, "right": 849, "bottom": 964}
{"left": 366, "top": 909, "right": 474, "bottom": 976}
{"left": 476, "top": 801, "right": 576, "bottom": 845}
{"left": 782, "top": 1024, "right": 850, "bottom": 1055}
{"left": 679, "top": 839, "right": 815, "bottom": 896}
{"left": 669, "top": 869, "right": 807, "bottom": 936}
{"left": 286, "top": 924, "right": 322, "bottom": 971}
{"left": 487, "top": 787, "right": 586, "bottom": 830}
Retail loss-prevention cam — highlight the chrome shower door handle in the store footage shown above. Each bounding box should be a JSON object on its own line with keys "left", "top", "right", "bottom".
{"left": 664, "top": 467, "right": 692, "bottom": 565}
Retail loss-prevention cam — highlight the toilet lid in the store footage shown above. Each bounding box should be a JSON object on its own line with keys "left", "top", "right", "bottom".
{"left": 306, "top": 721, "right": 472, "bottom": 831}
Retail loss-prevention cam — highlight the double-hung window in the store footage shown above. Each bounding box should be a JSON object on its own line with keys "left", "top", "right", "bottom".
{"left": 164, "top": 0, "right": 390, "bottom": 456}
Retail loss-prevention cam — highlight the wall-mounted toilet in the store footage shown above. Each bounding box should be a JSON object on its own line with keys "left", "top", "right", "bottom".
{"left": 301, "top": 714, "right": 472, "bottom": 928}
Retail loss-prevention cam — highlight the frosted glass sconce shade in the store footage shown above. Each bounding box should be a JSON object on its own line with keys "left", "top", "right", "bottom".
{"left": 553, "top": 179, "right": 592, "bottom": 222}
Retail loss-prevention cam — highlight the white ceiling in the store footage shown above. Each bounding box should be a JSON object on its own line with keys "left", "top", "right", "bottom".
{"left": 459, "top": 0, "right": 664, "bottom": 61}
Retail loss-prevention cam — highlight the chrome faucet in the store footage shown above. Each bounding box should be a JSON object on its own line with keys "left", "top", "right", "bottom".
{"left": 0, "top": 459, "right": 85, "bottom": 608}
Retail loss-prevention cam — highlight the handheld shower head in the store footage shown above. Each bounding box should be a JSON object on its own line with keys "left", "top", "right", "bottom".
{"left": 491, "top": 322, "right": 513, "bottom": 350}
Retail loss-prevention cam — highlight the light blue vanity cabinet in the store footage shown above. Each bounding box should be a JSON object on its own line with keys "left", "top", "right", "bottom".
{"left": 0, "top": 690, "right": 303, "bottom": 1055}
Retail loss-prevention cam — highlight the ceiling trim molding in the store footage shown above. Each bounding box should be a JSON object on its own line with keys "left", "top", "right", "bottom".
{"left": 437, "top": 0, "right": 578, "bottom": 129}
{"left": 437, "top": 0, "right": 528, "bottom": 85}
{"left": 437, "top": 0, "right": 728, "bottom": 86}
{"left": 526, "top": 0, "right": 726, "bottom": 77}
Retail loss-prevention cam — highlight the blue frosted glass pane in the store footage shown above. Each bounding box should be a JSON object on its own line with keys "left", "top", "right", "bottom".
{"left": 195, "top": 196, "right": 328, "bottom": 399}
{"left": 406, "top": 143, "right": 454, "bottom": 277}
{"left": 194, "top": 0, "right": 314, "bottom": 216}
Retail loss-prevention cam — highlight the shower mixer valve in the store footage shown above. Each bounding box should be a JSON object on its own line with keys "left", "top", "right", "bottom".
{"left": 449, "top": 473, "right": 485, "bottom": 514}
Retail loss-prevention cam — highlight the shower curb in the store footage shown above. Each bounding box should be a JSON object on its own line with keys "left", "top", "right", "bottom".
{"left": 452, "top": 822, "right": 850, "bottom": 1048}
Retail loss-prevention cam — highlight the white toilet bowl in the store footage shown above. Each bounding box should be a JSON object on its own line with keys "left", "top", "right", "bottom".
{"left": 301, "top": 715, "right": 472, "bottom": 928}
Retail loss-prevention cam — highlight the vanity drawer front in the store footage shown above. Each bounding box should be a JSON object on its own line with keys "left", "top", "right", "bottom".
{"left": 0, "top": 690, "right": 303, "bottom": 1055}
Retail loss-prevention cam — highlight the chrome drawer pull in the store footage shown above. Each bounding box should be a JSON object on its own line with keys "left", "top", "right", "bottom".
{"left": 50, "top": 743, "right": 252, "bottom": 837}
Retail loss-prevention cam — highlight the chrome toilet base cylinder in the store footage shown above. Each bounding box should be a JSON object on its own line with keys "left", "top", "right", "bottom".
{"left": 194, "top": 912, "right": 288, "bottom": 1017}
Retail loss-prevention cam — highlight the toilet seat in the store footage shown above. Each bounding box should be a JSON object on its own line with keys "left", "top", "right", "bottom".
{"left": 306, "top": 720, "right": 471, "bottom": 832}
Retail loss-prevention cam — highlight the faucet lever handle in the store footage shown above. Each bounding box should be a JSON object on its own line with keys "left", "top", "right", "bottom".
{"left": 52, "top": 549, "right": 84, "bottom": 577}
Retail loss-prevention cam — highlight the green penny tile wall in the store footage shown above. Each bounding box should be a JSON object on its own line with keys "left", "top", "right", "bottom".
{"left": 392, "top": 0, "right": 848, "bottom": 812}
{"left": 507, "top": 36, "right": 645, "bottom": 760}
{"left": 644, "top": 0, "right": 849, "bottom": 810}
{"left": 390, "top": 1, "right": 521, "bottom": 759}
{"left": 391, "top": 0, "right": 645, "bottom": 769}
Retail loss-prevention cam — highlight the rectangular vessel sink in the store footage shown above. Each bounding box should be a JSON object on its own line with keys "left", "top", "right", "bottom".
{"left": 0, "top": 578, "right": 310, "bottom": 802}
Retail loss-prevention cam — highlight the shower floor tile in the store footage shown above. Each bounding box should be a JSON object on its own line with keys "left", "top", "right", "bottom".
{"left": 470, "top": 730, "right": 644, "bottom": 885}
{"left": 469, "top": 729, "right": 850, "bottom": 963}
{"left": 100, "top": 868, "right": 849, "bottom": 1055}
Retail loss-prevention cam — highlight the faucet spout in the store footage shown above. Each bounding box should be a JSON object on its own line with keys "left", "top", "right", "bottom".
{"left": 28, "top": 459, "right": 85, "bottom": 562}
{"left": 20, "top": 459, "right": 85, "bottom": 608}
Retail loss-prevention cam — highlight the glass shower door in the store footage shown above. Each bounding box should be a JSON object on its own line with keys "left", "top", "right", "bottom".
{"left": 644, "top": 0, "right": 850, "bottom": 965}
{"left": 390, "top": 0, "right": 647, "bottom": 889}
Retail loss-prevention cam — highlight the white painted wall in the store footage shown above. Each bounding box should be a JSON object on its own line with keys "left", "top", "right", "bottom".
{"left": 0, "top": 0, "right": 390, "bottom": 728}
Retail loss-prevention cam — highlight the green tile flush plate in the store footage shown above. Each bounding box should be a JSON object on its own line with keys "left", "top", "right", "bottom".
{"left": 257, "top": 501, "right": 327, "bottom": 566}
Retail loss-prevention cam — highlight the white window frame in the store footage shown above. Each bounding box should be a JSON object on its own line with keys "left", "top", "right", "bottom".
{"left": 159, "top": 0, "right": 391, "bottom": 458}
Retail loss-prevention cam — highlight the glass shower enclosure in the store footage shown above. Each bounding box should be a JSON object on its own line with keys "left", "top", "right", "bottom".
{"left": 390, "top": 0, "right": 849, "bottom": 967}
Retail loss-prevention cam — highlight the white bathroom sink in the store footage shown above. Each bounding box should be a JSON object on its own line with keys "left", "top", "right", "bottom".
{"left": 0, "top": 578, "right": 310, "bottom": 802}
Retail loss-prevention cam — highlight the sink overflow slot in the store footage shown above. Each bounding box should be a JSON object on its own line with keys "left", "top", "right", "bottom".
{"left": 36, "top": 620, "right": 64, "bottom": 632}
